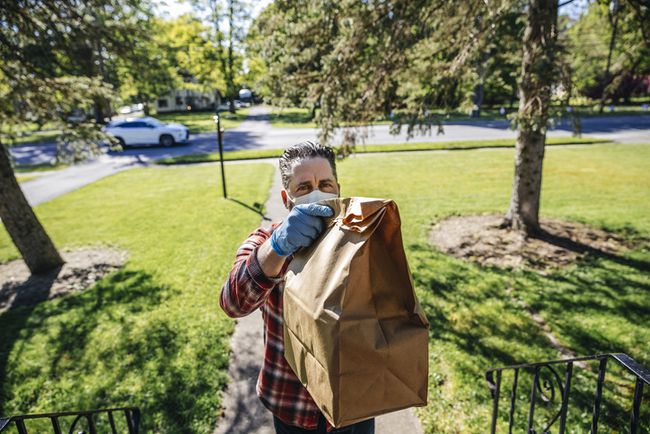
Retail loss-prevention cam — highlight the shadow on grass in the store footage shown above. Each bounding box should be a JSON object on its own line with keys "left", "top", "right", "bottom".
{"left": 0, "top": 267, "right": 226, "bottom": 433}
{"left": 228, "top": 198, "right": 270, "bottom": 222}
{"left": 408, "top": 240, "right": 650, "bottom": 433}
{"left": 534, "top": 228, "right": 650, "bottom": 273}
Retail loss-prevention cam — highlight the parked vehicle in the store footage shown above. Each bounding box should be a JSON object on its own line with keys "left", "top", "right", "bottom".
{"left": 103, "top": 117, "right": 189, "bottom": 148}
{"left": 117, "top": 104, "right": 144, "bottom": 115}
{"left": 66, "top": 108, "right": 87, "bottom": 123}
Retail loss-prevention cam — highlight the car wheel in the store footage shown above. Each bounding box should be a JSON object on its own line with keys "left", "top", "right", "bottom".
{"left": 160, "top": 134, "right": 175, "bottom": 147}
{"left": 116, "top": 137, "right": 126, "bottom": 150}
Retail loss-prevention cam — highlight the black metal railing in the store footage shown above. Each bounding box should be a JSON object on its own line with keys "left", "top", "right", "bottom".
{"left": 486, "top": 353, "right": 649, "bottom": 434}
{"left": 0, "top": 407, "right": 140, "bottom": 434}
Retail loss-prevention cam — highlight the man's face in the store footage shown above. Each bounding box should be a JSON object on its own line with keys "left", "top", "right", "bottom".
{"left": 281, "top": 157, "right": 340, "bottom": 209}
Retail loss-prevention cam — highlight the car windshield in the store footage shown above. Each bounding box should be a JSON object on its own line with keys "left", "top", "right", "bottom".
{"left": 147, "top": 118, "right": 165, "bottom": 127}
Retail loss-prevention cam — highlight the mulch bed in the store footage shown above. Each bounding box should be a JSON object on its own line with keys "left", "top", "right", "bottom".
{"left": 0, "top": 246, "right": 128, "bottom": 314}
{"left": 429, "top": 214, "right": 632, "bottom": 270}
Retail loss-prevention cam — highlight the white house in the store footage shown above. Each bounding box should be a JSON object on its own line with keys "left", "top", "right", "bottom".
{"left": 156, "top": 89, "right": 216, "bottom": 113}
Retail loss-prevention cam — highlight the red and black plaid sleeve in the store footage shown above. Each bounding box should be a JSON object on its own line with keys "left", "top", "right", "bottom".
{"left": 219, "top": 224, "right": 335, "bottom": 432}
{"left": 219, "top": 227, "right": 283, "bottom": 318}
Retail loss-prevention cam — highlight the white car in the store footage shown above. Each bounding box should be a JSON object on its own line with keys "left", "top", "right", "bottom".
{"left": 103, "top": 117, "right": 189, "bottom": 148}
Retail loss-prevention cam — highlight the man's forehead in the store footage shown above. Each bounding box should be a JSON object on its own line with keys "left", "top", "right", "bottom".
{"left": 290, "top": 157, "right": 335, "bottom": 183}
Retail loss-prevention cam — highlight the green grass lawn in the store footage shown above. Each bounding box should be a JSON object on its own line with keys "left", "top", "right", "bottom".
{"left": 13, "top": 163, "right": 69, "bottom": 173}
{"left": 266, "top": 106, "right": 513, "bottom": 128}
{"left": 15, "top": 174, "right": 39, "bottom": 183}
{"left": 12, "top": 163, "right": 69, "bottom": 183}
{"left": 268, "top": 104, "right": 650, "bottom": 128}
{"left": 1, "top": 142, "right": 648, "bottom": 433}
{"left": 1, "top": 130, "right": 62, "bottom": 146}
{"left": 1, "top": 122, "right": 60, "bottom": 147}
{"left": 268, "top": 106, "right": 318, "bottom": 128}
{"left": 155, "top": 109, "right": 249, "bottom": 133}
{"left": 336, "top": 143, "right": 650, "bottom": 433}
{"left": 155, "top": 137, "right": 610, "bottom": 165}
{"left": 0, "top": 162, "right": 275, "bottom": 433}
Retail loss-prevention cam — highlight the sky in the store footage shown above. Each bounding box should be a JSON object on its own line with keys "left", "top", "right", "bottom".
{"left": 153, "top": 0, "right": 272, "bottom": 21}
{"left": 560, "top": 0, "right": 590, "bottom": 20}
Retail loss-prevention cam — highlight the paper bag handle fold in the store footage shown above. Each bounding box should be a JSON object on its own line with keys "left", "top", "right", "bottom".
{"left": 319, "top": 197, "right": 393, "bottom": 232}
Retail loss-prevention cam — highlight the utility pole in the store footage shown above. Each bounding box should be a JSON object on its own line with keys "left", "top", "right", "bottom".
{"left": 214, "top": 113, "right": 227, "bottom": 198}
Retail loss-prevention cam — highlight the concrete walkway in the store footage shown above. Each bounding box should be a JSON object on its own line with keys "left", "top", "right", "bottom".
{"left": 17, "top": 154, "right": 149, "bottom": 206}
{"left": 213, "top": 167, "right": 424, "bottom": 434}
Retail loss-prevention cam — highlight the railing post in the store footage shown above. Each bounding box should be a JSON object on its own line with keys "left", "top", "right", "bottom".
{"left": 527, "top": 366, "right": 540, "bottom": 434}
{"left": 591, "top": 357, "right": 608, "bottom": 434}
{"left": 0, "top": 408, "right": 141, "bottom": 434}
{"left": 125, "top": 407, "right": 140, "bottom": 434}
{"left": 487, "top": 353, "right": 649, "bottom": 434}
{"left": 630, "top": 377, "right": 644, "bottom": 434}
{"left": 489, "top": 370, "right": 502, "bottom": 434}
{"left": 108, "top": 410, "right": 118, "bottom": 434}
{"left": 50, "top": 416, "right": 62, "bottom": 434}
{"left": 15, "top": 419, "right": 28, "bottom": 434}
{"left": 557, "top": 361, "right": 573, "bottom": 434}
{"left": 87, "top": 413, "right": 97, "bottom": 434}
{"left": 507, "top": 368, "right": 519, "bottom": 434}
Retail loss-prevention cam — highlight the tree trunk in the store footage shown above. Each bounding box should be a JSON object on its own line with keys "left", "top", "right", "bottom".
{"left": 94, "top": 99, "right": 104, "bottom": 124}
{"left": 214, "top": 90, "right": 222, "bottom": 112}
{"left": 599, "top": 10, "right": 619, "bottom": 114}
{"left": 509, "top": 84, "right": 517, "bottom": 109}
{"left": 471, "top": 50, "right": 489, "bottom": 118}
{"left": 0, "top": 143, "right": 65, "bottom": 274}
{"left": 504, "top": 0, "right": 558, "bottom": 235}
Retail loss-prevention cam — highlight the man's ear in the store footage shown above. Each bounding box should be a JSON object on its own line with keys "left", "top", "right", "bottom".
{"left": 281, "top": 189, "right": 290, "bottom": 210}
{"left": 336, "top": 182, "right": 341, "bottom": 196}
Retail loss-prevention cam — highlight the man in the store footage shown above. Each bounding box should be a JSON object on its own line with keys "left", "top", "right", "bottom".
{"left": 220, "top": 141, "right": 375, "bottom": 434}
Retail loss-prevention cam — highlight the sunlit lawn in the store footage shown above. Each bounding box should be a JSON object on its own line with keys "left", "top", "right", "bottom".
{"left": 15, "top": 174, "right": 39, "bottom": 183}
{"left": 0, "top": 162, "right": 275, "bottom": 433}
{"left": 155, "top": 137, "right": 610, "bottom": 165}
{"left": 336, "top": 143, "right": 650, "bottom": 433}
{"left": 1, "top": 142, "right": 648, "bottom": 433}
{"left": 13, "top": 163, "right": 69, "bottom": 173}
{"left": 268, "top": 104, "right": 650, "bottom": 128}
{"left": 1, "top": 130, "right": 62, "bottom": 146}
{"left": 268, "top": 106, "right": 318, "bottom": 128}
{"left": 266, "top": 105, "right": 513, "bottom": 128}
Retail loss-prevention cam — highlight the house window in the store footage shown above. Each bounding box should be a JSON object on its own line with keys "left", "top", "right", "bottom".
{"left": 175, "top": 96, "right": 183, "bottom": 105}
{"left": 158, "top": 99, "right": 168, "bottom": 108}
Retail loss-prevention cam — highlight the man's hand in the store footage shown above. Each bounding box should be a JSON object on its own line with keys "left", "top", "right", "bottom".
{"left": 270, "top": 203, "right": 334, "bottom": 257}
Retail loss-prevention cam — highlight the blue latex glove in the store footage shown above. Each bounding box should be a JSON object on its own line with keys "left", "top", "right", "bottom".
{"left": 270, "top": 203, "right": 334, "bottom": 256}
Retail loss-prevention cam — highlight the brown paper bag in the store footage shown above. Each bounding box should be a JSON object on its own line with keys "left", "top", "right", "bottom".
{"left": 283, "top": 197, "right": 429, "bottom": 428}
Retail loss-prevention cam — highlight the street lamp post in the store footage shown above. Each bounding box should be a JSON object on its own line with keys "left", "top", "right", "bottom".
{"left": 213, "top": 114, "right": 227, "bottom": 198}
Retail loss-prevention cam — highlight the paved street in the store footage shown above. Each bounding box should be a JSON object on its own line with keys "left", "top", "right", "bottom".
{"left": 9, "top": 105, "right": 650, "bottom": 208}
{"left": 9, "top": 106, "right": 650, "bottom": 167}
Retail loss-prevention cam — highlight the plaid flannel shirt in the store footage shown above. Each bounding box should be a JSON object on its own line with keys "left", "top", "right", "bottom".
{"left": 219, "top": 224, "right": 335, "bottom": 431}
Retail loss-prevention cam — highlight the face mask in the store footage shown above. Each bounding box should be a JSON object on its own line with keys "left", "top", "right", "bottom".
{"left": 288, "top": 189, "right": 338, "bottom": 208}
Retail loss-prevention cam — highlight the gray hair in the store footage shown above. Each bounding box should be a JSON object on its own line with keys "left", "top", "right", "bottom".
{"left": 279, "top": 141, "right": 337, "bottom": 189}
